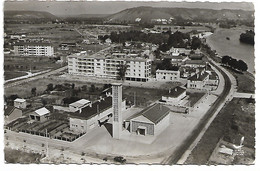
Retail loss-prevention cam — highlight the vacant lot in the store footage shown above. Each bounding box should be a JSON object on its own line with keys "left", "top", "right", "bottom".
{"left": 4, "top": 71, "right": 27, "bottom": 80}
{"left": 4, "top": 148, "right": 42, "bottom": 164}
{"left": 185, "top": 98, "right": 255, "bottom": 164}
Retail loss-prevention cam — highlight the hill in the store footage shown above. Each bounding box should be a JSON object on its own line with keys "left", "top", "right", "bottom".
{"left": 105, "top": 6, "right": 254, "bottom": 23}
{"left": 4, "top": 10, "right": 58, "bottom": 21}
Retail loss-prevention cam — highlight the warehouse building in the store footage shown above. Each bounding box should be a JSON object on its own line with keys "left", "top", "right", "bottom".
{"left": 125, "top": 103, "right": 170, "bottom": 136}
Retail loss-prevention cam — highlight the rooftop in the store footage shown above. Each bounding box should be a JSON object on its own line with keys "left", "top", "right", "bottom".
{"left": 69, "top": 99, "right": 91, "bottom": 108}
{"left": 69, "top": 97, "right": 112, "bottom": 120}
{"left": 34, "top": 107, "right": 50, "bottom": 116}
{"left": 129, "top": 103, "right": 170, "bottom": 124}
{"left": 189, "top": 54, "right": 203, "bottom": 60}
{"left": 14, "top": 98, "right": 26, "bottom": 103}
{"left": 188, "top": 72, "right": 209, "bottom": 81}
{"left": 15, "top": 42, "right": 52, "bottom": 46}
{"left": 185, "top": 60, "right": 206, "bottom": 65}
{"left": 4, "top": 106, "right": 16, "bottom": 116}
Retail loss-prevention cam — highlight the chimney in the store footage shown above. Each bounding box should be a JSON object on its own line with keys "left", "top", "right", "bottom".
{"left": 89, "top": 102, "right": 92, "bottom": 107}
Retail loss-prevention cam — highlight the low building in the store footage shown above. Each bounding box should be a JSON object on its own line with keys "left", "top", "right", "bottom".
{"left": 69, "top": 99, "right": 91, "bottom": 112}
{"left": 207, "top": 71, "right": 219, "bottom": 86}
{"left": 187, "top": 71, "right": 209, "bottom": 90}
{"left": 161, "top": 86, "right": 186, "bottom": 105}
{"left": 4, "top": 106, "right": 22, "bottom": 124}
{"left": 156, "top": 69, "right": 180, "bottom": 81}
{"left": 14, "top": 42, "right": 54, "bottom": 56}
{"left": 168, "top": 47, "right": 191, "bottom": 56}
{"left": 185, "top": 60, "right": 206, "bottom": 68}
{"left": 29, "top": 107, "right": 50, "bottom": 122}
{"left": 126, "top": 103, "right": 170, "bottom": 136}
{"left": 189, "top": 54, "right": 203, "bottom": 60}
{"left": 69, "top": 97, "right": 126, "bottom": 133}
{"left": 14, "top": 98, "right": 27, "bottom": 109}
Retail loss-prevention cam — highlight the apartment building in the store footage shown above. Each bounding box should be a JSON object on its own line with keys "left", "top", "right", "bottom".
{"left": 14, "top": 42, "right": 54, "bottom": 56}
{"left": 156, "top": 69, "right": 180, "bottom": 81}
{"left": 68, "top": 52, "right": 152, "bottom": 82}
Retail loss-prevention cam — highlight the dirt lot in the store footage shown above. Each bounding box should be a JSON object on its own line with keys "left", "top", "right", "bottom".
{"left": 4, "top": 148, "right": 42, "bottom": 164}
{"left": 185, "top": 98, "right": 255, "bottom": 164}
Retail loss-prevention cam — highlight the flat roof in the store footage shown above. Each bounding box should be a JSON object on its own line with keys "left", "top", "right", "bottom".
{"left": 14, "top": 98, "right": 26, "bottom": 103}
{"left": 69, "top": 99, "right": 90, "bottom": 108}
{"left": 15, "top": 42, "right": 52, "bottom": 46}
{"left": 129, "top": 103, "right": 170, "bottom": 124}
{"left": 185, "top": 60, "right": 206, "bottom": 65}
{"left": 69, "top": 97, "right": 112, "bottom": 120}
{"left": 34, "top": 107, "right": 50, "bottom": 116}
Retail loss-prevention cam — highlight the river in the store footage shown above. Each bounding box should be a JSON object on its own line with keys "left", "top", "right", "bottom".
{"left": 206, "top": 27, "right": 255, "bottom": 74}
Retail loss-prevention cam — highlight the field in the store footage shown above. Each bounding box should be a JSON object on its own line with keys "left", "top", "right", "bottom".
{"left": 185, "top": 98, "right": 255, "bottom": 164}
{"left": 4, "top": 148, "right": 42, "bottom": 164}
{"left": 4, "top": 71, "right": 27, "bottom": 80}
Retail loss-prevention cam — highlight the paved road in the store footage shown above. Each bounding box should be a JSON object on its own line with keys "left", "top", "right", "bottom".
{"left": 161, "top": 55, "right": 233, "bottom": 165}
{"left": 4, "top": 66, "right": 68, "bottom": 88}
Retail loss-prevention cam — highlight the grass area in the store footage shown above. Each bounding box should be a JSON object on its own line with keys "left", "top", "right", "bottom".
{"left": 4, "top": 71, "right": 27, "bottom": 80}
{"left": 185, "top": 98, "right": 255, "bottom": 164}
{"left": 122, "top": 86, "right": 178, "bottom": 107}
{"left": 223, "top": 66, "right": 255, "bottom": 93}
{"left": 4, "top": 148, "right": 42, "bottom": 164}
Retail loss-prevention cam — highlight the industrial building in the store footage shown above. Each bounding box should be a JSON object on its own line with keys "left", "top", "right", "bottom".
{"left": 68, "top": 52, "right": 152, "bottom": 82}
{"left": 125, "top": 103, "right": 170, "bottom": 136}
{"left": 14, "top": 42, "right": 54, "bottom": 56}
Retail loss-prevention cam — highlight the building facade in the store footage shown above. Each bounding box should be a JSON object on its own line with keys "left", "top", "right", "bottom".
{"left": 14, "top": 42, "right": 54, "bottom": 56}
{"left": 161, "top": 86, "right": 186, "bottom": 105}
{"left": 14, "top": 98, "right": 27, "bottom": 109}
{"left": 156, "top": 70, "right": 180, "bottom": 81}
{"left": 68, "top": 53, "right": 152, "bottom": 82}
{"left": 187, "top": 71, "right": 209, "bottom": 90}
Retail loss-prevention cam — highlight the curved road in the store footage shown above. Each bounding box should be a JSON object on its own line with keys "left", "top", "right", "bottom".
{"left": 161, "top": 57, "right": 232, "bottom": 164}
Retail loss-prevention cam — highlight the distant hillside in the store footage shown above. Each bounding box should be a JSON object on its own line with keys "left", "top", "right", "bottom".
{"left": 4, "top": 10, "right": 58, "bottom": 20}
{"left": 105, "top": 6, "right": 254, "bottom": 23}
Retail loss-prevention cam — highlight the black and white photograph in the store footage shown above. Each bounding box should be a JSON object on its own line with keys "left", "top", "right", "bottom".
{"left": 1, "top": 0, "right": 257, "bottom": 167}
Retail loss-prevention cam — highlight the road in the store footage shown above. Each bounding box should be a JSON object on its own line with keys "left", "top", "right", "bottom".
{"left": 4, "top": 66, "right": 68, "bottom": 89}
{"left": 161, "top": 55, "right": 233, "bottom": 164}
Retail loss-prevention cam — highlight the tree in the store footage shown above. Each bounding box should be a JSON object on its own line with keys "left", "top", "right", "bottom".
{"left": 156, "top": 58, "right": 179, "bottom": 71}
{"left": 237, "top": 60, "right": 248, "bottom": 71}
{"left": 41, "top": 99, "right": 47, "bottom": 106}
{"left": 46, "top": 83, "right": 54, "bottom": 92}
{"left": 90, "top": 84, "right": 96, "bottom": 92}
{"left": 117, "top": 64, "right": 128, "bottom": 80}
{"left": 191, "top": 36, "right": 201, "bottom": 50}
{"left": 221, "top": 55, "right": 232, "bottom": 65}
{"left": 31, "top": 87, "right": 37, "bottom": 96}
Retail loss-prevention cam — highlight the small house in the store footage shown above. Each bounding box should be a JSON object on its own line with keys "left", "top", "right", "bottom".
{"left": 29, "top": 107, "right": 50, "bottom": 122}
{"left": 14, "top": 98, "right": 27, "bottom": 109}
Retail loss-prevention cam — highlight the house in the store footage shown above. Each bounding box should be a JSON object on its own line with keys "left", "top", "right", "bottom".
{"left": 69, "top": 99, "right": 91, "bottom": 112}
{"left": 69, "top": 97, "right": 126, "bottom": 133}
{"left": 4, "top": 106, "right": 22, "bottom": 124}
{"left": 161, "top": 86, "right": 186, "bottom": 106}
{"left": 168, "top": 47, "right": 191, "bottom": 56}
{"left": 14, "top": 98, "right": 26, "bottom": 109}
{"left": 156, "top": 69, "right": 180, "bottom": 81}
{"left": 125, "top": 103, "right": 170, "bottom": 136}
{"left": 185, "top": 60, "right": 206, "bottom": 68}
{"left": 105, "top": 38, "right": 112, "bottom": 44}
{"left": 187, "top": 71, "right": 209, "bottom": 90}
{"left": 29, "top": 107, "right": 50, "bottom": 122}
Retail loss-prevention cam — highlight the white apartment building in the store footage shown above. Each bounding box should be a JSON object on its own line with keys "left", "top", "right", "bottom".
{"left": 156, "top": 69, "right": 180, "bottom": 81}
{"left": 14, "top": 42, "right": 54, "bottom": 56}
{"left": 68, "top": 52, "right": 152, "bottom": 82}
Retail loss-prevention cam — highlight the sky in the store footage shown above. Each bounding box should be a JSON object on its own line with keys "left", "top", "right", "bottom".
{"left": 4, "top": 0, "right": 254, "bottom": 16}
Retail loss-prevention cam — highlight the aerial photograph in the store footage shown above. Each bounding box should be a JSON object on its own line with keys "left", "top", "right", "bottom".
{"left": 2, "top": 0, "right": 255, "bottom": 166}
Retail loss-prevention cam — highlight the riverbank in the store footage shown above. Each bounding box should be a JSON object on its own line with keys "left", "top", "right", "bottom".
{"left": 206, "top": 27, "right": 255, "bottom": 74}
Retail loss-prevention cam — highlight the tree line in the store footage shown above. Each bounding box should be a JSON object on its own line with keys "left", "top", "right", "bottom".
{"left": 221, "top": 55, "right": 248, "bottom": 72}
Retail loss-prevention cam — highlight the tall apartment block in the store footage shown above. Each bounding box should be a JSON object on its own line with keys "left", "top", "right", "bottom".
{"left": 67, "top": 52, "right": 152, "bottom": 82}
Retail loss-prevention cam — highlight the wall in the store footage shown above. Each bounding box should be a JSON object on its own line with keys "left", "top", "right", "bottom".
{"left": 131, "top": 121, "right": 154, "bottom": 135}
{"left": 154, "top": 113, "right": 170, "bottom": 135}
{"left": 14, "top": 101, "right": 26, "bottom": 109}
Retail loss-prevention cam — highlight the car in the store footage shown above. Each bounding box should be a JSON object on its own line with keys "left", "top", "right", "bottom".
{"left": 113, "top": 156, "right": 126, "bottom": 164}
